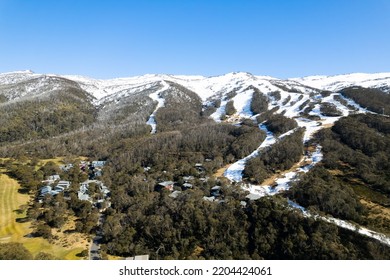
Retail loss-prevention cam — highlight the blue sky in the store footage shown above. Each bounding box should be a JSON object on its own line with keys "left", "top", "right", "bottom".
{"left": 0, "top": 0, "right": 389, "bottom": 78}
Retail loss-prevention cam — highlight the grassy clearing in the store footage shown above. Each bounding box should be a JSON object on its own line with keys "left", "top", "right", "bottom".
{"left": 37, "top": 157, "right": 66, "bottom": 167}
{"left": 107, "top": 254, "right": 124, "bottom": 260}
{"left": 0, "top": 174, "right": 30, "bottom": 242}
{"left": 360, "top": 199, "right": 390, "bottom": 235}
{"left": 0, "top": 172, "right": 86, "bottom": 259}
{"left": 213, "top": 163, "right": 232, "bottom": 178}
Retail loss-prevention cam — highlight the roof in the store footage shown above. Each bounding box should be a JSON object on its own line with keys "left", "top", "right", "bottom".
{"left": 80, "top": 185, "right": 88, "bottom": 193}
{"left": 92, "top": 161, "right": 106, "bottom": 167}
{"left": 182, "top": 183, "right": 193, "bottom": 188}
{"left": 211, "top": 186, "right": 221, "bottom": 191}
{"left": 203, "top": 196, "right": 215, "bottom": 202}
{"left": 246, "top": 193, "right": 262, "bottom": 200}
{"left": 58, "top": 181, "right": 70, "bottom": 185}
{"left": 158, "top": 181, "right": 175, "bottom": 187}
{"left": 40, "top": 186, "right": 52, "bottom": 194}
{"left": 48, "top": 175, "right": 60, "bottom": 180}
{"left": 51, "top": 190, "right": 61, "bottom": 196}
{"left": 78, "top": 193, "right": 90, "bottom": 201}
{"left": 182, "top": 176, "right": 194, "bottom": 181}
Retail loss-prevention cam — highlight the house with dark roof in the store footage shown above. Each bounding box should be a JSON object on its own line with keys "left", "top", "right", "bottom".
{"left": 210, "top": 186, "right": 221, "bottom": 197}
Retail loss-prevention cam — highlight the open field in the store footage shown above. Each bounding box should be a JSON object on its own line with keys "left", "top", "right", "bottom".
{"left": 0, "top": 172, "right": 87, "bottom": 259}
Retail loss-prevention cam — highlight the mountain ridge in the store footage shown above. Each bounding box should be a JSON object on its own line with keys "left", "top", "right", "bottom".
{"left": 1, "top": 71, "right": 389, "bottom": 103}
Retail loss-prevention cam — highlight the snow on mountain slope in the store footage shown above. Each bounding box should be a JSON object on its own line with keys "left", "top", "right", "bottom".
{"left": 292, "top": 73, "right": 390, "bottom": 92}
{"left": 2, "top": 71, "right": 389, "bottom": 104}
{"left": 146, "top": 81, "right": 170, "bottom": 134}
{"left": 0, "top": 70, "right": 39, "bottom": 85}
{"left": 0, "top": 73, "right": 85, "bottom": 102}
{"left": 64, "top": 72, "right": 265, "bottom": 103}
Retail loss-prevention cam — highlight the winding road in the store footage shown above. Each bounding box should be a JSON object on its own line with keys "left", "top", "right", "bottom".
{"left": 89, "top": 213, "right": 104, "bottom": 260}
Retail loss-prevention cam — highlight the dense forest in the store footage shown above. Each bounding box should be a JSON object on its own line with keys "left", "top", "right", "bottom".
{"left": 99, "top": 191, "right": 390, "bottom": 259}
{"left": 340, "top": 86, "right": 390, "bottom": 115}
{"left": 288, "top": 114, "right": 390, "bottom": 234}
{"left": 0, "top": 88, "right": 96, "bottom": 143}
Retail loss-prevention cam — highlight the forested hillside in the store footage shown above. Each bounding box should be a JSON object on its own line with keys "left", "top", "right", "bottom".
{"left": 0, "top": 71, "right": 389, "bottom": 260}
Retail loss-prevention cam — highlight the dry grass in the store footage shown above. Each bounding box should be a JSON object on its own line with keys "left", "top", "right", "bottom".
{"left": 361, "top": 199, "right": 390, "bottom": 219}
{"left": 260, "top": 155, "right": 306, "bottom": 187}
{"left": 107, "top": 254, "right": 124, "bottom": 260}
{"left": 213, "top": 164, "right": 232, "bottom": 178}
{"left": 36, "top": 156, "right": 88, "bottom": 170}
{"left": 51, "top": 216, "right": 89, "bottom": 251}
{"left": 0, "top": 171, "right": 87, "bottom": 259}
{"left": 328, "top": 169, "right": 344, "bottom": 176}
{"left": 360, "top": 198, "right": 390, "bottom": 235}
{"left": 0, "top": 174, "right": 30, "bottom": 242}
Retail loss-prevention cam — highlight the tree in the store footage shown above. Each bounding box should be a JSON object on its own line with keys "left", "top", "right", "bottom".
{"left": 0, "top": 243, "right": 33, "bottom": 260}
{"left": 225, "top": 100, "right": 236, "bottom": 116}
{"left": 34, "top": 252, "right": 57, "bottom": 260}
{"left": 34, "top": 224, "right": 53, "bottom": 239}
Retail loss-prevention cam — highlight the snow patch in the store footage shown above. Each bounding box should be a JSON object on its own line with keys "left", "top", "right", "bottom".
{"left": 146, "top": 81, "right": 169, "bottom": 134}
{"left": 291, "top": 72, "right": 390, "bottom": 93}
{"left": 232, "top": 88, "right": 254, "bottom": 118}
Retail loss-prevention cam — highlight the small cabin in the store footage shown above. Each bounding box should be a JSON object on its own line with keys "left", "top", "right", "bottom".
{"left": 182, "top": 183, "right": 193, "bottom": 190}
{"left": 155, "top": 181, "right": 175, "bottom": 192}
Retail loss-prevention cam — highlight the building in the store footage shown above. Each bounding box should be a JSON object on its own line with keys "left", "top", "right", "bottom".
{"left": 57, "top": 181, "right": 70, "bottom": 189}
{"left": 210, "top": 186, "right": 221, "bottom": 197}
{"left": 39, "top": 186, "right": 52, "bottom": 197}
{"left": 48, "top": 174, "right": 61, "bottom": 181}
{"left": 39, "top": 180, "right": 70, "bottom": 198}
{"left": 155, "top": 181, "right": 175, "bottom": 191}
{"left": 59, "top": 163, "right": 73, "bottom": 172}
{"left": 92, "top": 161, "right": 106, "bottom": 168}
{"left": 182, "top": 183, "right": 193, "bottom": 190}
{"left": 182, "top": 176, "right": 194, "bottom": 182}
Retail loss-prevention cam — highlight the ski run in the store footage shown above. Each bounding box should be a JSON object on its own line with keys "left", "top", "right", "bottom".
{"left": 146, "top": 81, "right": 169, "bottom": 134}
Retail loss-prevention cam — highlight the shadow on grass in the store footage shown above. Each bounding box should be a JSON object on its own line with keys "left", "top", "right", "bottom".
{"left": 15, "top": 217, "right": 30, "bottom": 223}
{"left": 17, "top": 188, "right": 30, "bottom": 194}
{"left": 76, "top": 249, "right": 89, "bottom": 258}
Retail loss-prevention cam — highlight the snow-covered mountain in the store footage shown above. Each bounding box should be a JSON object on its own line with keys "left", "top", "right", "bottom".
{"left": 1, "top": 69, "right": 388, "bottom": 138}
{"left": 1, "top": 70, "right": 389, "bottom": 103}
{"left": 291, "top": 72, "right": 390, "bottom": 93}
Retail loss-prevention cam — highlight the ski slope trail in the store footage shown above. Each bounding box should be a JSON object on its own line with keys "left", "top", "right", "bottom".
{"left": 288, "top": 200, "right": 390, "bottom": 247}
{"left": 146, "top": 81, "right": 169, "bottom": 134}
